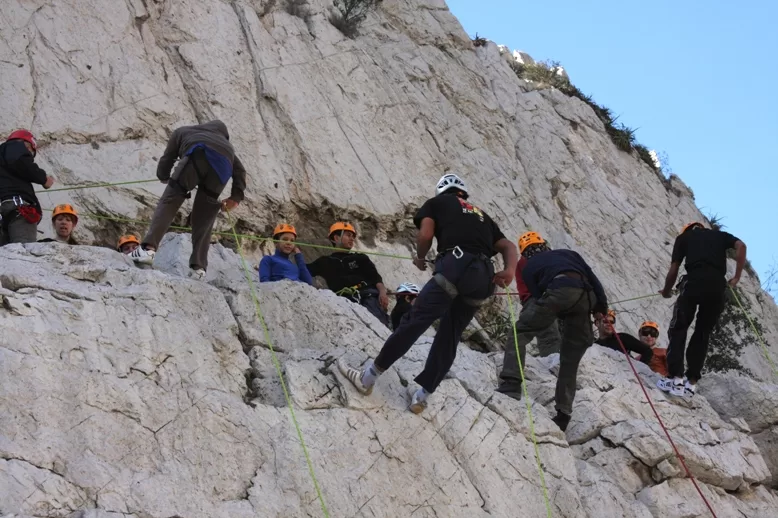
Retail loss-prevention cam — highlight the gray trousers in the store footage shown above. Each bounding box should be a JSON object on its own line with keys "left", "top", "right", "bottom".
{"left": 143, "top": 152, "right": 224, "bottom": 270}
{"left": 500, "top": 287, "right": 596, "bottom": 415}
{"left": 0, "top": 201, "right": 39, "bottom": 245}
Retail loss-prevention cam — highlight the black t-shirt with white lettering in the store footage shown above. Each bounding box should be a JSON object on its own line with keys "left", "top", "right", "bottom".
{"left": 671, "top": 228, "right": 739, "bottom": 279}
{"left": 413, "top": 193, "right": 506, "bottom": 256}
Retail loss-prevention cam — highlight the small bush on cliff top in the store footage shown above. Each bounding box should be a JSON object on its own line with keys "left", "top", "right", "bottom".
{"left": 510, "top": 60, "right": 658, "bottom": 173}
{"left": 329, "top": 0, "right": 379, "bottom": 38}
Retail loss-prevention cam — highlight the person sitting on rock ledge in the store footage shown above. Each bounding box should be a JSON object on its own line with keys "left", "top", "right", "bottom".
{"left": 496, "top": 231, "right": 608, "bottom": 432}
{"left": 38, "top": 203, "right": 79, "bottom": 245}
{"left": 0, "top": 129, "right": 55, "bottom": 245}
{"left": 307, "top": 222, "right": 390, "bottom": 327}
{"left": 258, "top": 223, "right": 313, "bottom": 285}
{"left": 594, "top": 309, "right": 654, "bottom": 365}
{"left": 338, "top": 173, "right": 517, "bottom": 415}
{"left": 638, "top": 320, "right": 668, "bottom": 377}
{"left": 129, "top": 120, "right": 247, "bottom": 281}
{"left": 117, "top": 234, "right": 140, "bottom": 255}
{"left": 391, "top": 282, "right": 420, "bottom": 330}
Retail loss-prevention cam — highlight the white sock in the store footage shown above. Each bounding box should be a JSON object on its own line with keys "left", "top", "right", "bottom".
{"left": 673, "top": 377, "right": 684, "bottom": 385}
{"left": 360, "top": 360, "right": 381, "bottom": 387}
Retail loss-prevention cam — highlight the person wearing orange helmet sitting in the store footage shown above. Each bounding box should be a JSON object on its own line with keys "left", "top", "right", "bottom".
{"left": 38, "top": 204, "right": 79, "bottom": 245}
{"left": 594, "top": 309, "right": 654, "bottom": 365}
{"left": 307, "top": 222, "right": 389, "bottom": 326}
{"left": 258, "top": 223, "right": 313, "bottom": 285}
{"left": 638, "top": 321, "right": 668, "bottom": 377}
{"left": 0, "top": 129, "right": 55, "bottom": 245}
{"left": 117, "top": 235, "right": 140, "bottom": 254}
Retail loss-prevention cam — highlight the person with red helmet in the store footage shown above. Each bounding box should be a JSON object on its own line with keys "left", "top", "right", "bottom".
{"left": 0, "top": 129, "right": 55, "bottom": 245}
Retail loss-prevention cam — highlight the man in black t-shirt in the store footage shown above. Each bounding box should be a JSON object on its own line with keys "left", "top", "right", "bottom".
{"left": 594, "top": 309, "right": 653, "bottom": 365}
{"left": 338, "top": 174, "right": 518, "bottom": 414}
{"left": 307, "top": 221, "right": 390, "bottom": 327}
{"left": 657, "top": 222, "right": 746, "bottom": 398}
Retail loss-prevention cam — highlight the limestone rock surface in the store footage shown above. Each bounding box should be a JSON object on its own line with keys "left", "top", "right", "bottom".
{"left": 0, "top": 241, "right": 776, "bottom": 517}
{"left": 1, "top": 0, "right": 775, "bottom": 381}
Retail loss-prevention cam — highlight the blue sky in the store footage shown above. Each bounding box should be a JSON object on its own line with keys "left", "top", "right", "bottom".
{"left": 447, "top": 0, "right": 777, "bottom": 288}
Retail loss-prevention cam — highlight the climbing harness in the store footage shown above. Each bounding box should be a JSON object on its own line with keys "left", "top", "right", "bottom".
{"left": 610, "top": 331, "right": 717, "bottom": 517}
{"left": 227, "top": 212, "right": 330, "bottom": 517}
{"left": 335, "top": 281, "right": 368, "bottom": 304}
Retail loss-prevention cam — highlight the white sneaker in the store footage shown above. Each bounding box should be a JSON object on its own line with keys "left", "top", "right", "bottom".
{"left": 657, "top": 377, "right": 686, "bottom": 397}
{"left": 684, "top": 381, "right": 696, "bottom": 398}
{"left": 337, "top": 359, "right": 373, "bottom": 396}
{"left": 188, "top": 268, "right": 206, "bottom": 281}
{"left": 129, "top": 246, "right": 155, "bottom": 265}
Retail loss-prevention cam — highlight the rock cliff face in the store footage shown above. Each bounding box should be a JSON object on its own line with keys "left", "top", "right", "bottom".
{"left": 2, "top": 0, "right": 776, "bottom": 379}
{"left": 1, "top": 240, "right": 777, "bottom": 518}
{"left": 1, "top": 0, "right": 777, "bottom": 516}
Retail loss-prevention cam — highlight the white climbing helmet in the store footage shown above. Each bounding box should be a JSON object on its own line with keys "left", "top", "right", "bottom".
{"left": 396, "top": 283, "right": 421, "bottom": 295}
{"left": 436, "top": 173, "right": 468, "bottom": 196}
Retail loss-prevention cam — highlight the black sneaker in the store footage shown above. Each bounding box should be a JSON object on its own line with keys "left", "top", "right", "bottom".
{"left": 552, "top": 412, "right": 571, "bottom": 432}
{"left": 496, "top": 381, "right": 523, "bottom": 401}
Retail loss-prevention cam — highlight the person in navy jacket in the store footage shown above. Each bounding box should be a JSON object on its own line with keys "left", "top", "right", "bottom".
{"left": 258, "top": 223, "right": 313, "bottom": 285}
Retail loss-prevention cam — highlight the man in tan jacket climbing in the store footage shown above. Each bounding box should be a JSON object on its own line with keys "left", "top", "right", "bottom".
{"left": 130, "top": 120, "right": 247, "bottom": 279}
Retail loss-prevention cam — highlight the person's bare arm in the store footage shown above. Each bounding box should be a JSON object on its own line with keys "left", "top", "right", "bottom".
{"left": 414, "top": 217, "right": 435, "bottom": 270}
{"left": 492, "top": 238, "right": 518, "bottom": 288}
{"left": 729, "top": 240, "right": 747, "bottom": 287}
{"left": 660, "top": 262, "right": 681, "bottom": 298}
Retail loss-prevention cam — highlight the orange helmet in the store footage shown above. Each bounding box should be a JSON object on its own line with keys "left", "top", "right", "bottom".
{"left": 52, "top": 203, "right": 78, "bottom": 224}
{"left": 681, "top": 222, "right": 704, "bottom": 234}
{"left": 639, "top": 321, "right": 659, "bottom": 332}
{"left": 117, "top": 235, "right": 140, "bottom": 251}
{"left": 328, "top": 222, "right": 356, "bottom": 239}
{"left": 606, "top": 309, "right": 616, "bottom": 322}
{"left": 518, "top": 231, "right": 545, "bottom": 253}
{"left": 273, "top": 223, "right": 297, "bottom": 238}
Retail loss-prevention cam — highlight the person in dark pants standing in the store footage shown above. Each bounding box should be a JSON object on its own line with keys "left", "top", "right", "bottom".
{"left": 307, "top": 222, "right": 390, "bottom": 327}
{"left": 338, "top": 173, "right": 518, "bottom": 414}
{"left": 496, "top": 231, "right": 608, "bottom": 432}
{"left": 657, "top": 222, "right": 746, "bottom": 398}
{"left": 129, "top": 120, "right": 247, "bottom": 280}
{"left": 0, "top": 130, "right": 55, "bottom": 245}
{"left": 594, "top": 309, "right": 654, "bottom": 365}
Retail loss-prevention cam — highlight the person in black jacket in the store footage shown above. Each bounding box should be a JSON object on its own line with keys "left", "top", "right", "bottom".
{"left": 657, "top": 222, "right": 746, "bottom": 398}
{"left": 0, "top": 130, "right": 55, "bottom": 245}
{"left": 594, "top": 309, "right": 653, "bottom": 365}
{"left": 338, "top": 174, "right": 518, "bottom": 415}
{"left": 307, "top": 222, "right": 390, "bottom": 327}
{"left": 496, "top": 236, "right": 608, "bottom": 432}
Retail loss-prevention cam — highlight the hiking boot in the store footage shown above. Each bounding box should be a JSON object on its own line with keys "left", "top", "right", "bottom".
{"left": 657, "top": 377, "right": 686, "bottom": 397}
{"left": 189, "top": 268, "right": 206, "bottom": 281}
{"left": 552, "top": 412, "right": 571, "bottom": 432}
{"left": 409, "top": 389, "right": 429, "bottom": 415}
{"left": 337, "top": 359, "right": 373, "bottom": 396}
{"left": 130, "top": 246, "right": 155, "bottom": 265}
{"left": 496, "top": 380, "right": 523, "bottom": 401}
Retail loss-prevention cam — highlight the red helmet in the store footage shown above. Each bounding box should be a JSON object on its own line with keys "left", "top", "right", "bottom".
{"left": 7, "top": 129, "right": 37, "bottom": 155}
